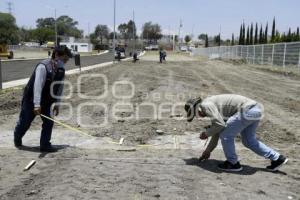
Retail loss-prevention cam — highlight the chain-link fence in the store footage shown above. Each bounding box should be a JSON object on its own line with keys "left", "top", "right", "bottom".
{"left": 191, "top": 42, "right": 300, "bottom": 73}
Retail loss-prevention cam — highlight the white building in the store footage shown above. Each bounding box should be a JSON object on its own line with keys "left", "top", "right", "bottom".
{"left": 60, "top": 37, "right": 93, "bottom": 53}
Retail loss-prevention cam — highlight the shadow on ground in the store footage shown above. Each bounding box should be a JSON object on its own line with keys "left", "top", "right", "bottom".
{"left": 183, "top": 158, "right": 287, "bottom": 175}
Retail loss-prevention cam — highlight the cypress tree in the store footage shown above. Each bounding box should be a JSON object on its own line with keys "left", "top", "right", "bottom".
{"left": 231, "top": 33, "right": 235, "bottom": 46}
{"left": 254, "top": 23, "right": 258, "bottom": 44}
{"left": 239, "top": 24, "right": 242, "bottom": 45}
{"left": 246, "top": 26, "right": 250, "bottom": 45}
{"left": 250, "top": 23, "right": 253, "bottom": 45}
{"left": 287, "top": 28, "right": 292, "bottom": 42}
{"left": 297, "top": 27, "right": 300, "bottom": 41}
{"left": 264, "top": 23, "right": 268, "bottom": 43}
{"left": 282, "top": 32, "right": 286, "bottom": 42}
{"left": 259, "top": 25, "right": 263, "bottom": 44}
{"left": 242, "top": 22, "right": 245, "bottom": 45}
{"left": 271, "top": 17, "right": 276, "bottom": 42}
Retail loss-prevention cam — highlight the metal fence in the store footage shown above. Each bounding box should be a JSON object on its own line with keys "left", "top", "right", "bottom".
{"left": 191, "top": 42, "right": 300, "bottom": 73}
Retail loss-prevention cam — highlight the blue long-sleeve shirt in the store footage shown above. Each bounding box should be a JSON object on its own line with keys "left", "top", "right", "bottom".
{"left": 33, "top": 64, "right": 64, "bottom": 107}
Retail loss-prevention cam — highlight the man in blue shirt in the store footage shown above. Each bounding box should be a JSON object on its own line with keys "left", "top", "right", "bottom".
{"left": 14, "top": 46, "right": 72, "bottom": 152}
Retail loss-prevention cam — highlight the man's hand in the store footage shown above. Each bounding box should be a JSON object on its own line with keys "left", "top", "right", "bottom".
{"left": 33, "top": 107, "right": 41, "bottom": 115}
{"left": 199, "top": 150, "right": 211, "bottom": 161}
{"left": 53, "top": 105, "right": 60, "bottom": 116}
{"left": 199, "top": 132, "right": 208, "bottom": 140}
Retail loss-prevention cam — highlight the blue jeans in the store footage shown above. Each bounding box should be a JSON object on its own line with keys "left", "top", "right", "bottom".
{"left": 220, "top": 105, "right": 280, "bottom": 164}
{"left": 14, "top": 96, "right": 54, "bottom": 148}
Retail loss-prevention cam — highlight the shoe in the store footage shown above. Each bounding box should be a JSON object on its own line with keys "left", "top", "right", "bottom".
{"left": 266, "top": 155, "right": 288, "bottom": 171}
{"left": 218, "top": 160, "right": 243, "bottom": 172}
{"left": 40, "top": 145, "right": 58, "bottom": 153}
{"left": 14, "top": 138, "right": 22, "bottom": 148}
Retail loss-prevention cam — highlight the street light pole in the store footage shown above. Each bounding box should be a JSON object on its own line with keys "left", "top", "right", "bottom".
{"left": 133, "top": 10, "right": 135, "bottom": 52}
{"left": 55, "top": 8, "right": 58, "bottom": 47}
{"left": 113, "top": 0, "right": 116, "bottom": 62}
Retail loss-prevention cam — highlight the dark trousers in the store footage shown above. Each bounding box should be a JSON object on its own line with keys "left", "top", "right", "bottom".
{"left": 14, "top": 96, "right": 54, "bottom": 147}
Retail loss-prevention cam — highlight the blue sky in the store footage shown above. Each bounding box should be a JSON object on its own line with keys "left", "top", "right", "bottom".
{"left": 0, "top": 0, "right": 299, "bottom": 39}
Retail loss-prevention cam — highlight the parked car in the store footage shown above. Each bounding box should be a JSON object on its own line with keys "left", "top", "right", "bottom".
{"left": 180, "top": 46, "right": 188, "bottom": 52}
{"left": 144, "top": 45, "right": 159, "bottom": 51}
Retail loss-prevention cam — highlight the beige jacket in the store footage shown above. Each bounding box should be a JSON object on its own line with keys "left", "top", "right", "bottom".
{"left": 200, "top": 94, "right": 257, "bottom": 152}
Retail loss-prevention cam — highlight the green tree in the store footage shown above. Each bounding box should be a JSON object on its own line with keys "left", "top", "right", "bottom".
{"left": 36, "top": 15, "right": 83, "bottom": 38}
{"left": 94, "top": 24, "right": 110, "bottom": 44}
{"left": 246, "top": 26, "right": 250, "bottom": 45}
{"left": 0, "top": 12, "right": 19, "bottom": 44}
{"left": 242, "top": 22, "right": 245, "bottom": 45}
{"left": 32, "top": 27, "right": 55, "bottom": 45}
{"left": 264, "top": 23, "right": 268, "bottom": 43}
{"left": 19, "top": 27, "right": 34, "bottom": 42}
{"left": 238, "top": 24, "right": 242, "bottom": 45}
{"left": 271, "top": 17, "right": 276, "bottom": 42}
{"left": 205, "top": 34, "right": 208, "bottom": 48}
{"left": 259, "top": 25, "right": 264, "bottom": 44}
{"left": 250, "top": 23, "right": 253, "bottom": 45}
{"left": 36, "top": 17, "right": 55, "bottom": 29}
{"left": 141, "top": 22, "right": 162, "bottom": 44}
{"left": 231, "top": 33, "right": 235, "bottom": 46}
{"left": 198, "top": 33, "right": 206, "bottom": 40}
{"left": 184, "top": 35, "right": 191, "bottom": 44}
{"left": 56, "top": 15, "right": 83, "bottom": 38}
{"left": 118, "top": 23, "right": 129, "bottom": 40}
{"left": 287, "top": 28, "right": 292, "bottom": 42}
{"left": 214, "top": 34, "right": 221, "bottom": 46}
{"left": 254, "top": 23, "right": 258, "bottom": 44}
{"left": 118, "top": 20, "right": 137, "bottom": 41}
{"left": 296, "top": 27, "right": 300, "bottom": 41}
{"left": 108, "top": 31, "right": 118, "bottom": 40}
{"left": 127, "top": 20, "right": 137, "bottom": 39}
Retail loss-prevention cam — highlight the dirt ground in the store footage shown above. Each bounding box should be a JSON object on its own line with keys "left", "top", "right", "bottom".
{"left": 0, "top": 52, "right": 299, "bottom": 200}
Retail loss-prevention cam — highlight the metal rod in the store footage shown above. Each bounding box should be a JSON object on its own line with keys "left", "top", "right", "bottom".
{"left": 0, "top": 58, "right": 2, "bottom": 90}
{"left": 298, "top": 49, "right": 300, "bottom": 72}
{"left": 283, "top": 43, "right": 287, "bottom": 69}
{"left": 261, "top": 45, "right": 264, "bottom": 65}
{"left": 113, "top": 0, "right": 116, "bottom": 62}
{"left": 271, "top": 44, "right": 275, "bottom": 66}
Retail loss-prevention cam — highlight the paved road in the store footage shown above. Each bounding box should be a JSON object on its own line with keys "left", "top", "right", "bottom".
{"left": 1, "top": 52, "right": 114, "bottom": 82}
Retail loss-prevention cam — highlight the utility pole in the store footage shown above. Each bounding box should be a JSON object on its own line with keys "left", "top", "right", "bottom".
{"left": 178, "top": 19, "right": 182, "bottom": 50}
{"left": 113, "top": 0, "right": 116, "bottom": 61}
{"left": 7, "top": 1, "right": 13, "bottom": 15}
{"left": 132, "top": 10, "right": 136, "bottom": 52}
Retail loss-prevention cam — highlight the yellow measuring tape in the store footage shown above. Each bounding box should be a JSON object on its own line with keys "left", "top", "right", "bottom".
{"left": 40, "top": 114, "right": 120, "bottom": 145}
{"left": 40, "top": 114, "right": 206, "bottom": 149}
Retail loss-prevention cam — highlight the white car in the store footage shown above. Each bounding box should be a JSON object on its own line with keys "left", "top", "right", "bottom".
{"left": 114, "top": 51, "right": 126, "bottom": 59}
{"left": 180, "top": 46, "right": 188, "bottom": 52}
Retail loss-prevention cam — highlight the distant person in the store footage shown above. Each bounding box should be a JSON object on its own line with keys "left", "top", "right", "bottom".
{"left": 159, "top": 49, "right": 164, "bottom": 63}
{"left": 162, "top": 50, "right": 167, "bottom": 62}
{"left": 133, "top": 52, "right": 139, "bottom": 63}
{"left": 185, "top": 94, "right": 288, "bottom": 172}
{"left": 14, "top": 46, "right": 72, "bottom": 152}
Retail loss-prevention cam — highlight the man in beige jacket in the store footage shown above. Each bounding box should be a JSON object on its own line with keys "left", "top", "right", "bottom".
{"left": 185, "top": 94, "right": 288, "bottom": 172}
